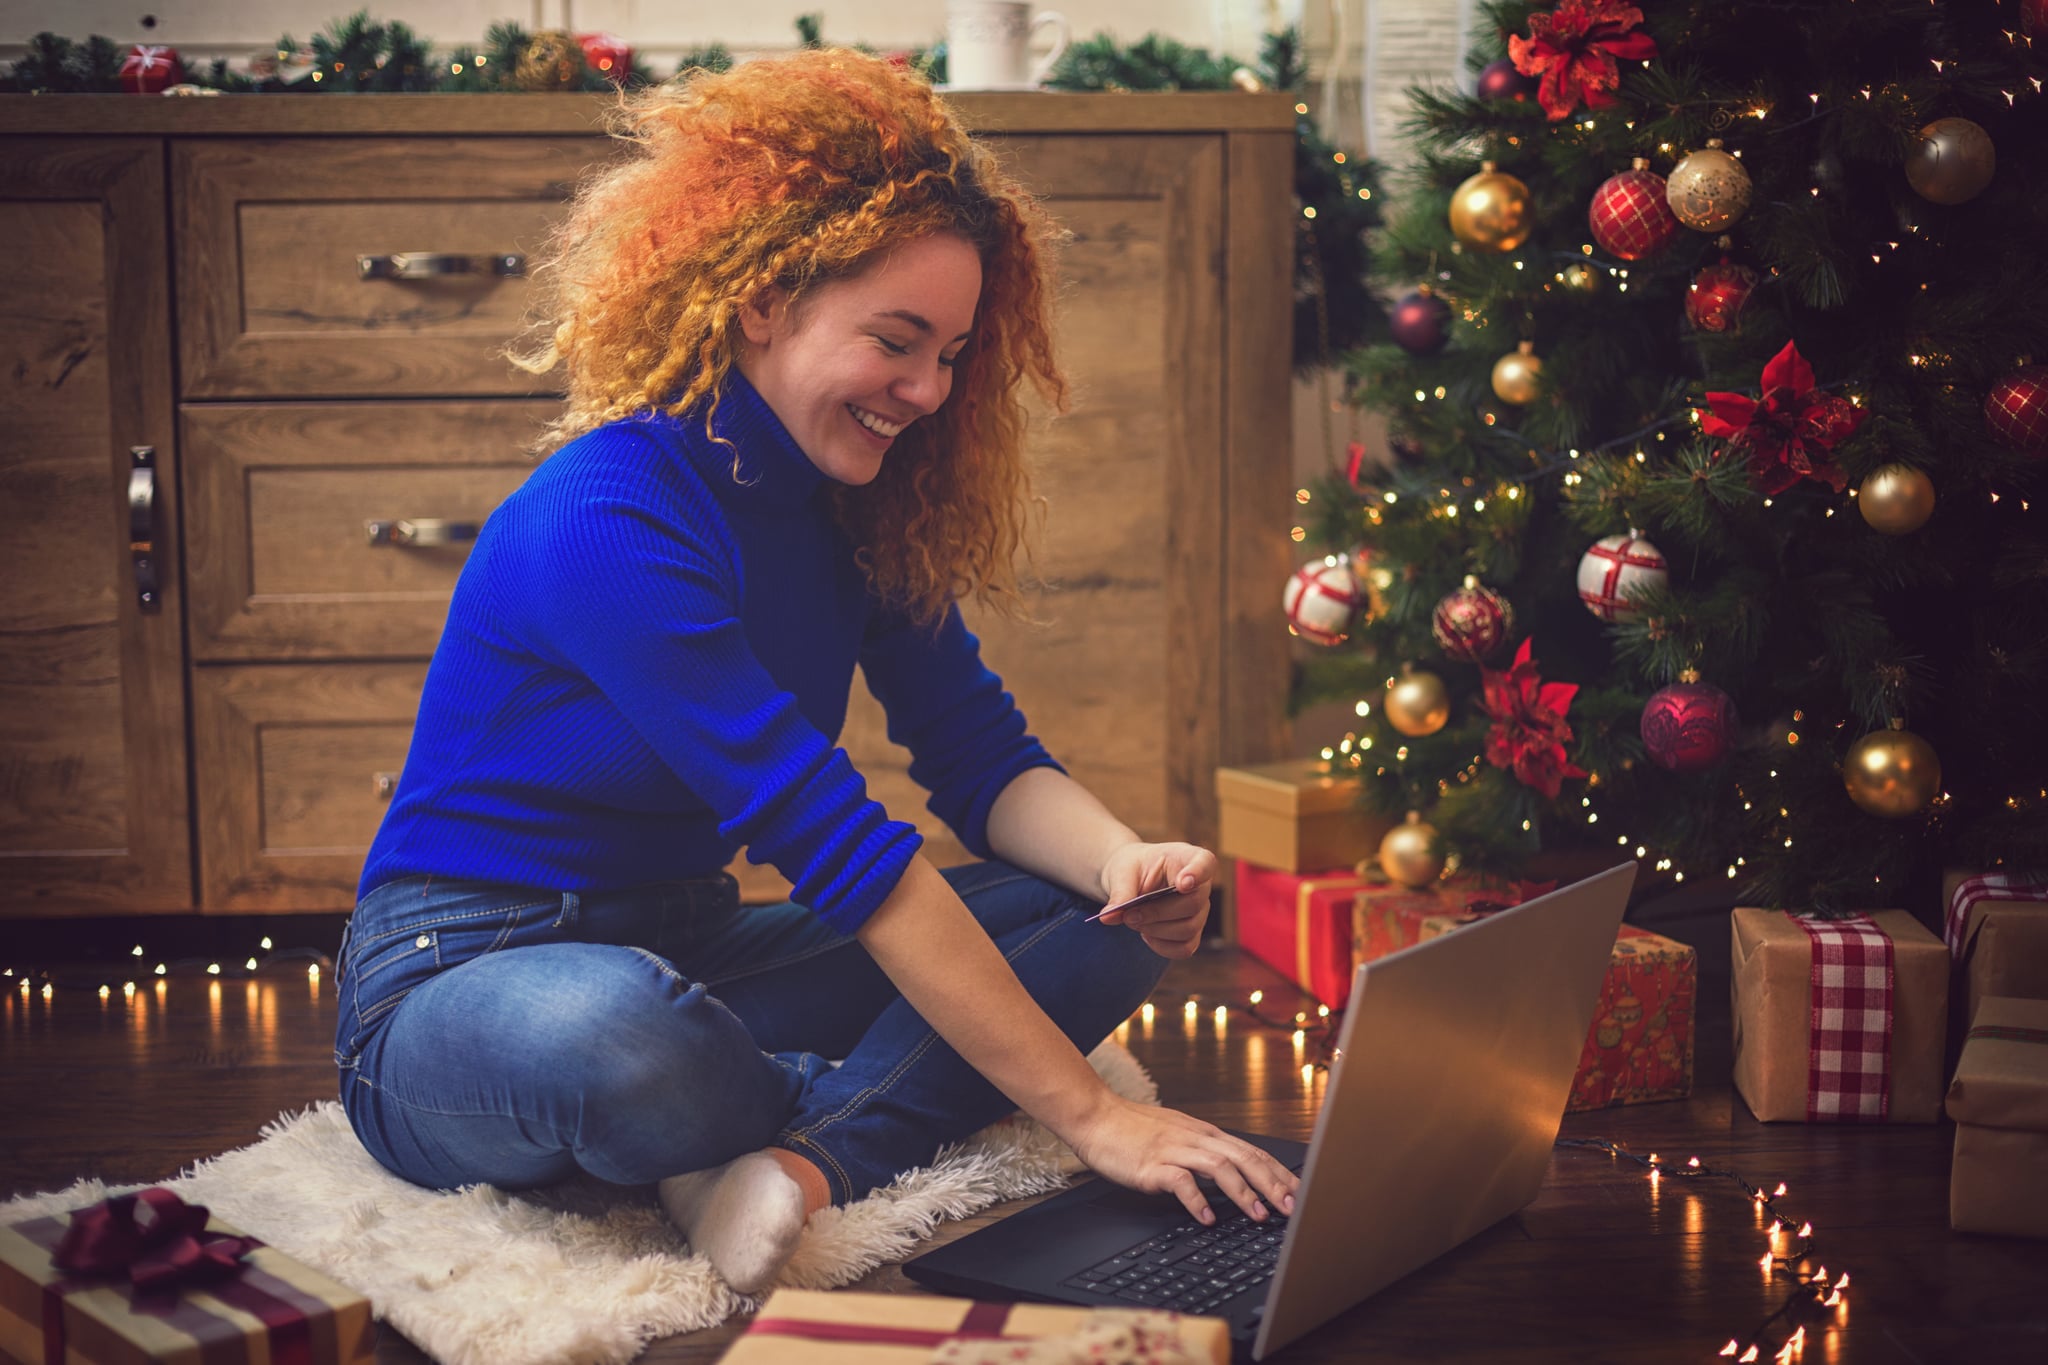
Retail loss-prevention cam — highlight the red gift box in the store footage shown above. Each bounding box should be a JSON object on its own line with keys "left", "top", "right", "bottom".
{"left": 120, "top": 45, "right": 185, "bottom": 94}
{"left": 1566, "top": 924, "right": 1696, "bottom": 1112}
{"left": 1236, "top": 863, "right": 1370, "bottom": 1009}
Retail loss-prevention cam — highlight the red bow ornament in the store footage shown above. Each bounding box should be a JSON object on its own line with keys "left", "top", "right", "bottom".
{"left": 1481, "top": 639, "right": 1587, "bottom": 799}
{"left": 52, "top": 1188, "right": 259, "bottom": 1293}
{"left": 1508, "top": 0, "right": 1659, "bottom": 122}
{"left": 1697, "top": 340, "right": 1864, "bottom": 494}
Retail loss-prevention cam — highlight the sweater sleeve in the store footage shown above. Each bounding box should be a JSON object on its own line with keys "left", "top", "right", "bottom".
{"left": 859, "top": 602, "right": 1063, "bottom": 858}
{"left": 502, "top": 437, "right": 920, "bottom": 934}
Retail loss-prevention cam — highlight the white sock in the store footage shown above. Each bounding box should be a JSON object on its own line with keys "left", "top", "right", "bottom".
{"left": 658, "top": 1152, "right": 807, "bottom": 1294}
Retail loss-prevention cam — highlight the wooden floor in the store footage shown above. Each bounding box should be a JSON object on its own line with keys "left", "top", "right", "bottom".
{"left": 5, "top": 903, "right": 2045, "bottom": 1364}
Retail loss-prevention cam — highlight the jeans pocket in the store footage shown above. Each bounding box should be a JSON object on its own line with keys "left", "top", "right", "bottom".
{"left": 337, "top": 885, "right": 549, "bottom": 1064}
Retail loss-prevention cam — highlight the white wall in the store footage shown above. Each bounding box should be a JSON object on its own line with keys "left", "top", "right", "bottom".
{"left": 0, "top": 1, "right": 1290, "bottom": 65}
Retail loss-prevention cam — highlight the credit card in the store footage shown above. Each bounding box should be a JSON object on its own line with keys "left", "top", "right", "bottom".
{"left": 1085, "top": 883, "right": 1183, "bottom": 923}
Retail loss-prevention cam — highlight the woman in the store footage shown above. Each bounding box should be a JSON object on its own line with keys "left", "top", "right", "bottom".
{"left": 335, "top": 48, "right": 1297, "bottom": 1295}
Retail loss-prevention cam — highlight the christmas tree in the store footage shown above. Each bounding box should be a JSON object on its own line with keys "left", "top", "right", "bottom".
{"left": 1292, "top": 0, "right": 2048, "bottom": 911}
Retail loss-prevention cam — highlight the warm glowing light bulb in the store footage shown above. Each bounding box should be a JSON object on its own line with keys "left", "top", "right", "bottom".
{"left": 1688, "top": 1156, "right": 1701, "bottom": 1168}
{"left": 1300, "top": 1064, "right": 1314, "bottom": 1085}
{"left": 131, "top": 945, "right": 144, "bottom": 957}
{"left": 260, "top": 937, "right": 273, "bottom": 951}
{"left": 1773, "top": 1182, "right": 1787, "bottom": 1196}
{"left": 1183, "top": 999, "right": 1198, "bottom": 1020}
{"left": 123, "top": 982, "right": 136, "bottom": 998}
{"left": 1721, "top": 1342, "right": 1739, "bottom": 1358}
{"left": 206, "top": 963, "right": 221, "bottom": 976}
{"left": 1740, "top": 1348, "right": 1759, "bottom": 1364}
{"left": 40, "top": 984, "right": 52, "bottom": 1001}
{"left": 1824, "top": 1289, "right": 1841, "bottom": 1307}
{"left": 98, "top": 985, "right": 110, "bottom": 1000}
{"left": 1249, "top": 990, "right": 1263, "bottom": 1005}
{"left": 154, "top": 963, "right": 166, "bottom": 976}
{"left": 1213, "top": 1005, "right": 1227, "bottom": 1025}
{"left": 307, "top": 964, "right": 321, "bottom": 982}
{"left": 1140, "top": 1002, "right": 1155, "bottom": 1024}
{"left": 245, "top": 958, "right": 259, "bottom": 972}
{"left": 1835, "top": 1272, "right": 1849, "bottom": 1289}
{"left": 1292, "top": 1029, "right": 1306, "bottom": 1047}
{"left": 1797, "top": 1222, "right": 1812, "bottom": 1237}
{"left": 1316, "top": 1004, "right": 1330, "bottom": 1018}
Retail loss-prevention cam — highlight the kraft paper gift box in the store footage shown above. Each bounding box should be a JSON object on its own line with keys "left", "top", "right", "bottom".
{"left": 1565, "top": 925, "right": 1696, "bottom": 1113}
{"left": 1945, "top": 995, "right": 2048, "bottom": 1239}
{"left": 1236, "top": 862, "right": 1372, "bottom": 1010}
{"left": 1730, "top": 907, "right": 1948, "bottom": 1123}
{"left": 1214, "top": 760, "right": 1394, "bottom": 874}
{"left": 722, "top": 1288, "right": 1230, "bottom": 1364}
{"left": 1942, "top": 869, "right": 2048, "bottom": 1027}
{"left": 0, "top": 1191, "right": 374, "bottom": 1365}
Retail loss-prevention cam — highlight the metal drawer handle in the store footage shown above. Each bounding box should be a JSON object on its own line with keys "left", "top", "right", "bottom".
{"left": 374, "top": 772, "right": 400, "bottom": 801}
{"left": 128, "top": 446, "right": 161, "bottom": 614}
{"left": 365, "top": 518, "right": 480, "bottom": 548}
{"left": 357, "top": 252, "right": 526, "bottom": 281}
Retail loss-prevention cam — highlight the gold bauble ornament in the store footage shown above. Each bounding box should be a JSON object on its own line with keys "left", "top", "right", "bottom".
{"left": 1378, "top": 811, "right": 1445, "bottom": 887}
{"left": 1560, "top": 262, "right": 1602, "bottom": 294}
{"left": 1449, "top": 161, "right": 1533, "bottom": 254}
{"left": 515, "top": 29, "right": 586, "bottom": 91}
{"left": 1904, "top": 117, "right": 1996, "bottom": 205}
{"left": 1857, "top": 464, "right": 1936, "bottom": 535}
{"left": 1843, "top": 719, "right": 1942, "bottom": 818}
{"left": 1491, "top": 341, "right": 1544, "bottom": 406}
{"left": 1385, "top": 667, "right": 1451, "bottom": 738}
{"left": 1665, "top": 139, "right": 1753, "bottom": 232}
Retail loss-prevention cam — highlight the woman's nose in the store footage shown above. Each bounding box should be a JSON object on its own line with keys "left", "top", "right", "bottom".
{"left": 895, "top": 361, "right": 952, "bottom": 414}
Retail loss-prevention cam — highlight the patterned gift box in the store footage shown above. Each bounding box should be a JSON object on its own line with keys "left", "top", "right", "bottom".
{"left": 1945, "top": 996, "right": 2048, "bottom": 1239}
{"left": 1236, "top": 862, "right": 1373, "bottom": 1010}
{"left": 722, "top": 1287, "right": 1230, "bottom": 1363}
{"left": 1565, "top": 925, "right": 1696, "bottom": 1112}
{"left": 1731, "top": 907, "right": 1948, "bottom": 1124}
{"left": 0, "top": 1191, "right": 373, "bottom": 1365}
{"left": 1364, "top": 898, "right": 1696, "bottom": 1114}
{"left": 1942, "top": 869, "right": 2048, "bottom": 1027}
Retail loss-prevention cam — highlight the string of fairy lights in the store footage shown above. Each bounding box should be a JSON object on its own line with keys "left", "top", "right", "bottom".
{"left": 1125, "top": 985, "right": 1853, "bottom": 1363}
{"left": 3, "top": 937, "right": 330, "bottom": 1006}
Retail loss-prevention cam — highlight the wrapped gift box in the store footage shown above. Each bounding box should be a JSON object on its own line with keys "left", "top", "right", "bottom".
{"left": 1349, "top": 876, "right": 1515, "bottom": 968}
{"left": 1566, "top": 925, "right": 1696, "bottom": 1112}
{"left": 1942, "top": 869, "right": 2048, "bottom": 1027}
{"left": 1731, "top": 908, "right": 1948, "bottom": 1123}
{"left": 1945, "top": 995, "right": 2048, "bottom": 1239}
{"left": 1215, "top": 760, "right": 1393, "bottom": 874}
{"left": 1237, "top": 862, "right": 1373, "bottom": 1010}
{"left": 0, "top": 1193, "right": 373, "bottom": 1365}
{"left": 723, "top": 1287, "right": 1230, "bottom": 1364}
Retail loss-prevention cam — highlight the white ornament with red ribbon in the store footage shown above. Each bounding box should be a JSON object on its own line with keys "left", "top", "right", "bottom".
{"left": 1576, "top": 529, "right": 1668, "bottom": 624}
{"left": 1283, "top": 557, "right": 1364, "bottom": 646}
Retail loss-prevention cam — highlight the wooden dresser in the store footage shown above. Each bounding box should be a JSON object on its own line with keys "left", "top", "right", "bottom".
{"left": 0, "top": 92, "right": 1295, "bottom": 917}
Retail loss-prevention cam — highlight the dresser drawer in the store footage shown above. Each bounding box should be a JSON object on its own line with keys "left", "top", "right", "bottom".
{"left": 193, "top": 662, "right": 426, "bottom": 912}
{"left": 184, "top": 400, "right": 548, "bottom": 660}
{"left": 174, "top": 137, "right": 600, "bottom": 398}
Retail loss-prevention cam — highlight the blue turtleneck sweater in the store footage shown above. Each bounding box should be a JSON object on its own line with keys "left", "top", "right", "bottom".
{"left": 357, "top": 375, "right": 1060, "bottom": 934}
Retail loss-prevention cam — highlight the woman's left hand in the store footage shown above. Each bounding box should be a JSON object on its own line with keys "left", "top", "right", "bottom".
{"left": 1095, "top": 842, "right": 1217, "bottom": 959}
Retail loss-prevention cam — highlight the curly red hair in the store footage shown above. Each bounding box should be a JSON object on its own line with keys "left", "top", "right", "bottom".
{"left": 515, "top": 49, "right": 1067, "bottom": 624}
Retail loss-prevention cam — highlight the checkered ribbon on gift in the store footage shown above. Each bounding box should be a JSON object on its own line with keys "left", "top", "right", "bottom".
{"left": 1944, "top": 870, "right": 2048, "bottom": 959}
{"left": 1789, "top": 913, "right": 1893, "bottom": 1122}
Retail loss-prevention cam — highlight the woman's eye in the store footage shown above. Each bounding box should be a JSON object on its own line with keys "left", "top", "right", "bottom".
{"left": 876, "top": 337, "right": 910, "bottom": 356}
{"left": 939, "top": 353, "right": 963, "bottom": 369}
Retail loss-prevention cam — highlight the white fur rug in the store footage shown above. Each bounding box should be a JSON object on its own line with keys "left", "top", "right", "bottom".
{"left": 5, "top": 1041, "right": 1155, "bottom": 1365}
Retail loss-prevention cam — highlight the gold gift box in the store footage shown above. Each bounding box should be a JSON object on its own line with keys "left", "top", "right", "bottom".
{"left": 1214, "top": 759, "right": 1392, "bottom": 875}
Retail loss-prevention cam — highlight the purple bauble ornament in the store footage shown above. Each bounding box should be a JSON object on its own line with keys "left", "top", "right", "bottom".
{"left": 1640, "top": 672, "right": 1737, "bottom": 772}
{"left": 1476, "top": 57, "right": 1538, "bottom": 104}
{"left": 1388, "top": 288, "right": 1453, "bottom": 355}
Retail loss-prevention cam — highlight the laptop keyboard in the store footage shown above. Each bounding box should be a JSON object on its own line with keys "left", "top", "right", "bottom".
{"left": 1058, "top": 1207, "right": 1288, "bottom": 1316}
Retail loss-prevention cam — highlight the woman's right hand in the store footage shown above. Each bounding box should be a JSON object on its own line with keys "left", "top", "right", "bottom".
{"left": 1059, "top": 1092, "right": 1300, "bottom": 1225}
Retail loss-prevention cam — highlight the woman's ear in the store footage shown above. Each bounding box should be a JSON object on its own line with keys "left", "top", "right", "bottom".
{"left": 738, "top": 285, "right": 789, "bottom": 347}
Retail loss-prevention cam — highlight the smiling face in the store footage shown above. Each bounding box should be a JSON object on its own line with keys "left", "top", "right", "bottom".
{"left": 735, "top": 232, "right": 982, "bottom": 486}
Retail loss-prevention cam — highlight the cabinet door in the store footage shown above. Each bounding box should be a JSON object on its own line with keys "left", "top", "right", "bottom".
{"left": 0, "top": 140, "right": 193, "bottom": 914}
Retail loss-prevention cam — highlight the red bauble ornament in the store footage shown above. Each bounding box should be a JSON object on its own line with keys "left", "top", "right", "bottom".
{"left": 1431, "top": 576, "right": 1516, "bottom": 662}
{"left": 576, "top": 32, "right": 634, "bottom": 82}
{"left": 1589, "top": 160, "right": 1682, "bottom": 261}
{"left": 1283, "top": 559, "right": 1364, "bottom": 646}
{"left": 1640, "top": 672, "right": 1737, "bottom": 772}
{"left": 1476, "top": 57, "right": 1540, "bottom": 104}
{"left": 121, "top": 45, "right": 185, "bottom": 94}
{"left": 1985, "top": 364, "right": 2048, "bottom": 455}
{"left": 1389, "top": 288, "right": 1453, "bottom": 354}
{"left": 1686, "top": 260, "right": 1758, "bottom": 334}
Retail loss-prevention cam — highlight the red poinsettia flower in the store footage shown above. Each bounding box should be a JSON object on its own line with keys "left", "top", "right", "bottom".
{"left": 1481, "top": 639, "right": 1588, "bottom": 799}
{"left": 1697, "top": 340, "right": 1864, "bottom": 494}
{"left": 1509, "top": 0, "right": 1659, "bottom": 122}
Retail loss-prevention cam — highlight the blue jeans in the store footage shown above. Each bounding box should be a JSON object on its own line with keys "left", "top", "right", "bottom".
{"left": 334, "top": 862, "right": 1166, "bottom": 1203}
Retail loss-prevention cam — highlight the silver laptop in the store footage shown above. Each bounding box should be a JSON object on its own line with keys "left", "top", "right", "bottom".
{"left": 904, "top": 861, "right": 1637, "bottom": 1360}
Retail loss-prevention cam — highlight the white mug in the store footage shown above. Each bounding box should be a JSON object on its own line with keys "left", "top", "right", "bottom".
{"left": 946, "top": 1, "right": 1070, "bottom": 90}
